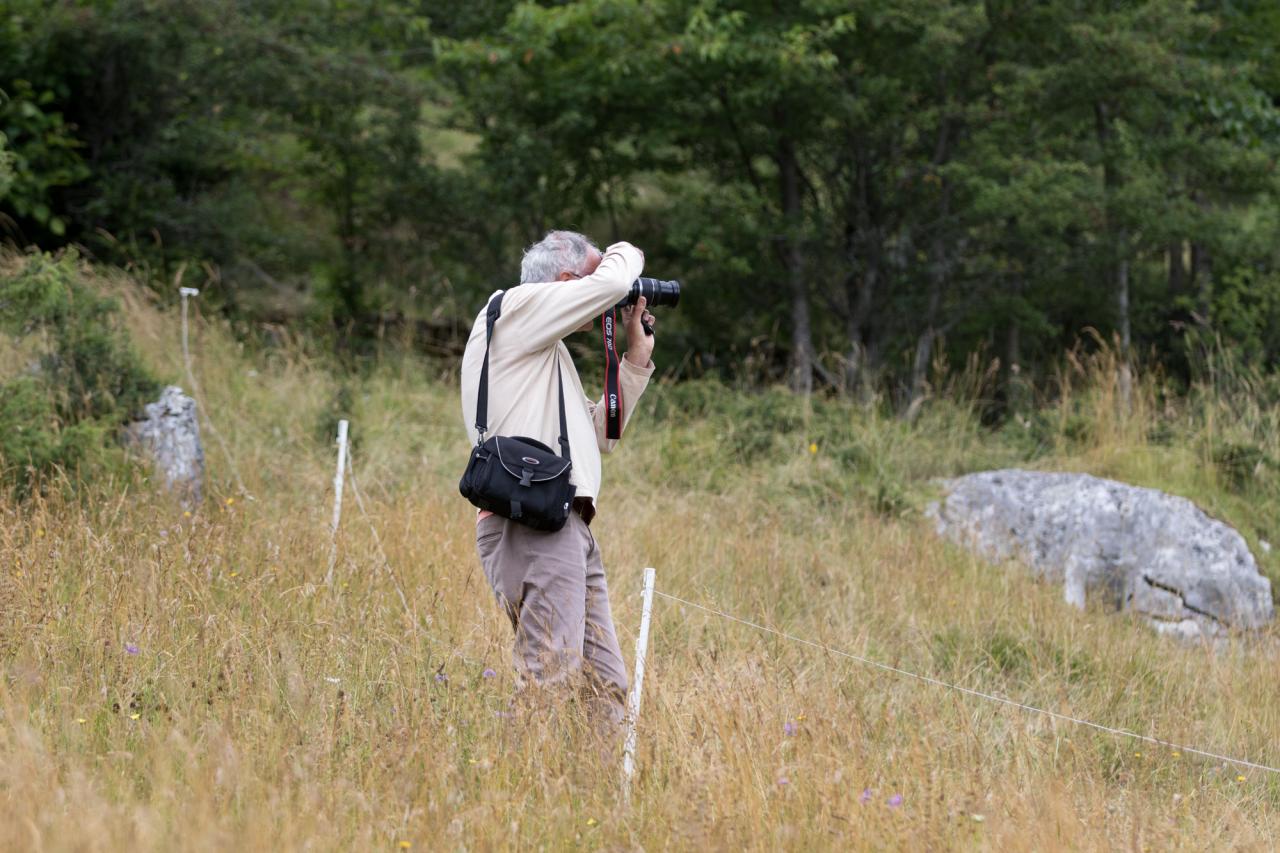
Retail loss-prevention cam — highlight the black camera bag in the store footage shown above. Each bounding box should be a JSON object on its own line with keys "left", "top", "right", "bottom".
{"left": 459, "top": 291, "right": 577, "bottom": 531}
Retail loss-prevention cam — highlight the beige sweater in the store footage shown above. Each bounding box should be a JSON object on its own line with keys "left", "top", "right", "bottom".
{"left": 459, "top": 242, "right": 654, "bottom": 502}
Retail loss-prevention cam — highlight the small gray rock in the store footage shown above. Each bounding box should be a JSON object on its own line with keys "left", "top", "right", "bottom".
{"left": 125, "top": 385, "right": 204, "bottom": 506}
{"left": 926, "top": 469, "right": 1274, "bottom": 639}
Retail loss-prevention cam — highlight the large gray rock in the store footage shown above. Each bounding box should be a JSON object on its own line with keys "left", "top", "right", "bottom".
{"left": 126, "top": 385, "right": 204, "bottom": 506}
{"left": 927, "top": 469, "right": 1274, "bottom": 640}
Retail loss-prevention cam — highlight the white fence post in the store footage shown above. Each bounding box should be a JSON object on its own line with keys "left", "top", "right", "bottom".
{"left": 622, "top": 567, "right": 657, "bottom": 803}
{"left": 176, "top": 284, "right": 255, "bottom": 501}
{"left": 178, "top": 286, "right": 200, "bottom": 374}
{"left": 325, "top": 419, "right": 350, "bottom": 585}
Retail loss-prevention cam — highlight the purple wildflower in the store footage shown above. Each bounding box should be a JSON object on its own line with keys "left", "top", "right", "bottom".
{"left": 783, "top": 721, "right": 797, "bottom": 736}
{"left": 482, "top": 668, "right": 497, "bottom": 679}
{"left": 777, "top": 776, "right": 789, "bottom": 786}
{"left": 859, "top": 788, "right": 873, "bottom": 805}
{"left": 434, "top": 673, "right": 447, "bottom": 684}
{"left": 124, "top": 643, "right": 139, "bottom": 655}
{"left": 887, "top": 794, "right": 903, "bottom": 808}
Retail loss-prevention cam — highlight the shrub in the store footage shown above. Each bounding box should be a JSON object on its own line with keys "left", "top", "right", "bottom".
{"left": 1211, "top": 440, "right": 1273, "bottom": 493}
{"left": 0, "top": 250, "right": 159, "bottom": 493}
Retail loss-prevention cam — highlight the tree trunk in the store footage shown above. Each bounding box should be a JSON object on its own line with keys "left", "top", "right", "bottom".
{"left": 844, "top": 262, "right": 875, "bottom": 398}
{"left": 906, "top": 313, "right": 937, "bottom": 421}
{"left": 1116, "top": 230, "right": 1133, "bottom": 408}
{"left": 1004, "top": 275, "right": 1027, "bottom": 415}
{"left": 906, "top": 214, "right": 947, "bottom": 420}
{"left": 844, "top": 146, "right": 878, "bottom": 400}
{"left": 906, "top": 111, "right": 954, "bottom": 419}
{"left": 1191, "top": 239, "right": 1212, "bottom": 326}
{"left": 335, "top": 147, "right": 361, "bottom": 323}
{"left": 778, "top": 135, "right": 813, "bottom": 396}
{"left": 1167, "top": 241, "right": 1187, "bottom": 297}
{"left": 1191, "top": 191, "right": 1213, "bottom": 326}
{"left": 1095, "top": 101, "right": 1131, "bottom": 409}
{"left": 1116, "top": 231, "right": 1131, "bottom": 353}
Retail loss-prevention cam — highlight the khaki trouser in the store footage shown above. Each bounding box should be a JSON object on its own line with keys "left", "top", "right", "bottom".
{"left": 476, "top": 511, "right": 628, "bottom": 724}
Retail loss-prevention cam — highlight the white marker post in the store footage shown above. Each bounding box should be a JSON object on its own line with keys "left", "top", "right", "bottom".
{"left": 176, "top": 284, "right": 254, "bottom": 502}
{"left": 622, "top": 567, "right": 657, "bottom": 803}
{"left": 325, "top": 419, "right": 350, "bottom": 585}
{"left": 178, "top": 286, "right": 200, "bottom": 374}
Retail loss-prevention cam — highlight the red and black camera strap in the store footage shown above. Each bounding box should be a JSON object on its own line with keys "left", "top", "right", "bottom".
{"left": 602, "top": 306, "right": 623, "bottom": 440}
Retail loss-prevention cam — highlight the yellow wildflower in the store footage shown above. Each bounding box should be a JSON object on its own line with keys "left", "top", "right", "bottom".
{"left": 808, "top": 443, "right": 818, "bottom": 454}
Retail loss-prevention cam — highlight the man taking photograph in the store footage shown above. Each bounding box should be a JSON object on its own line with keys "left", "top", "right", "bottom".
{"left": 460, "top": 230, "right": 657, "bottom": 727}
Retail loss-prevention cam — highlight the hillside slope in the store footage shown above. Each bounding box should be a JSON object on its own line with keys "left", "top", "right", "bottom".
{"left": 1, "top": 259, "right": 1278, "bottom": 850}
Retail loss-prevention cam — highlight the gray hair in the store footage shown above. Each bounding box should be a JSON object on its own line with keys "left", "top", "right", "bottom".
{"left": 519, "top": 230, "right": 599, "bottom": 284}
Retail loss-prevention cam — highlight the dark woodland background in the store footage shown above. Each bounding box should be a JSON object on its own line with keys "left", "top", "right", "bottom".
{"left": 4, "top": 0, "right": 1280, "bottom": 414}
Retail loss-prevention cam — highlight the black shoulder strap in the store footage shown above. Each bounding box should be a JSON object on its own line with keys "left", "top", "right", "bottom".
{"left": 474, "top": 291, "right": 571, "bottom": 463}
{"left": 474, "top": 291, "right": 504, "bottom": 441}
{"left": 555, "top": 363, "right": 571, "bottom": 462}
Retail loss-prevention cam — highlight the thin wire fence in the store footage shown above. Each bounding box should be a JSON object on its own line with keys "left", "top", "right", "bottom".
{"left": 171, "top": 288, "right": 1276, "bottom": 777}
{"left": 341, "top": 445, "right": 487, "bottom": 673}
{"left": 179, "top": 287, "right": 253, "bottom": 500}
{"left": 346, "top": 451, "right": 413, "bottom": 621}
{"left": 652, "top": 588, "right": 1280, "bottom": 777}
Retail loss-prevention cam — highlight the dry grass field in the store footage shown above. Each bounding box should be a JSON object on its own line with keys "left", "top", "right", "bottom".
{"left": 2, "top": 260, "right": 1280, "bottom": 850}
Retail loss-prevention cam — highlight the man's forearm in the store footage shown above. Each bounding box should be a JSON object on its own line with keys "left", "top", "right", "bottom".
{"left": 593, "top": 354, "right": 654, "bottom": 452}
{"left": 493, "top": 243, "right": 645, "bottom": 353}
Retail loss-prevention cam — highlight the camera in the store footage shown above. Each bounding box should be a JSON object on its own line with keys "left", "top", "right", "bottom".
{"left": 616, "top": 277, "right": 680, "bottom": 311}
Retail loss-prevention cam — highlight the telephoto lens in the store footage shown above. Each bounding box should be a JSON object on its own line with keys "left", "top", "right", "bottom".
{"left": 620, "top": 277, "right": 680, "bottom": 309}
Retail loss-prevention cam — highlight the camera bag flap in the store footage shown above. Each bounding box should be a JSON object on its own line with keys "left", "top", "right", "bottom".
{"left": 458, "top": 291, "right": 577, "bottom": 532}
{"left": 492, "top": 436, "right": 572, "bottom": 483}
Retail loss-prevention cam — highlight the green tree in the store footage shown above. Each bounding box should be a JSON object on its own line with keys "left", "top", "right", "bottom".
{"left": 6, "top": 0, "right": 1280, "bottom": 398}
{"left": 983, "top": 1, "right": 1279, "bottom": 394}
{"left": 445, "top": 1, "right": 867, "bottom": 393}
{"left": 0, "top": 131, "right": 14, "bottom": 199}
{"left": 0, "top": 1, "right": 90, "bottom": 240}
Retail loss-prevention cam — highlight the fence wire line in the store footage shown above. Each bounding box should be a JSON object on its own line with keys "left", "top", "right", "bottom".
{"left": 652, "top": 589, "right": 1280, "bottom": 777}
{"left": 336, "top": 444, "right": 485, "bottom": 673}
{"left": 179, "top": 290, "right": 254, "bottom": 500}
{"left": 344, "top": 452, "right": 413, "bottom": 621}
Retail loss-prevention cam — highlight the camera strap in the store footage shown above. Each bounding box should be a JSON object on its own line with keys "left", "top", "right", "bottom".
{"left": 602, "top": 306, "right": 623, "bottom": 440}
{"left": 476, "top": 291, "right": 571, "bottom": 460}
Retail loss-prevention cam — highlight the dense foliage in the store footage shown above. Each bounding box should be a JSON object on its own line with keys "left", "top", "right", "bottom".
{"left": 3, "top": 0, "right": 1280, "bottom": 407}
{"left": 0, "top": 251, "right": 158, "bottom": 492}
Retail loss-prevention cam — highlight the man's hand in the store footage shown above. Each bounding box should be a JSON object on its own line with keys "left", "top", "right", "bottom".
{"left": 622, "top": 296, "right": 656, "bottom": 367}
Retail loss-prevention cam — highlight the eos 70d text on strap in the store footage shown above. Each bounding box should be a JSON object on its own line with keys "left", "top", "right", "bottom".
{"left": 600, "top": 277, "right": 681, "bottom": 440}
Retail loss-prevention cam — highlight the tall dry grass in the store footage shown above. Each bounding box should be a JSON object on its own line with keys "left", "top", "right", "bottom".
{"left": 1, "top": 261, "right": 1279, "bottom": 850}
